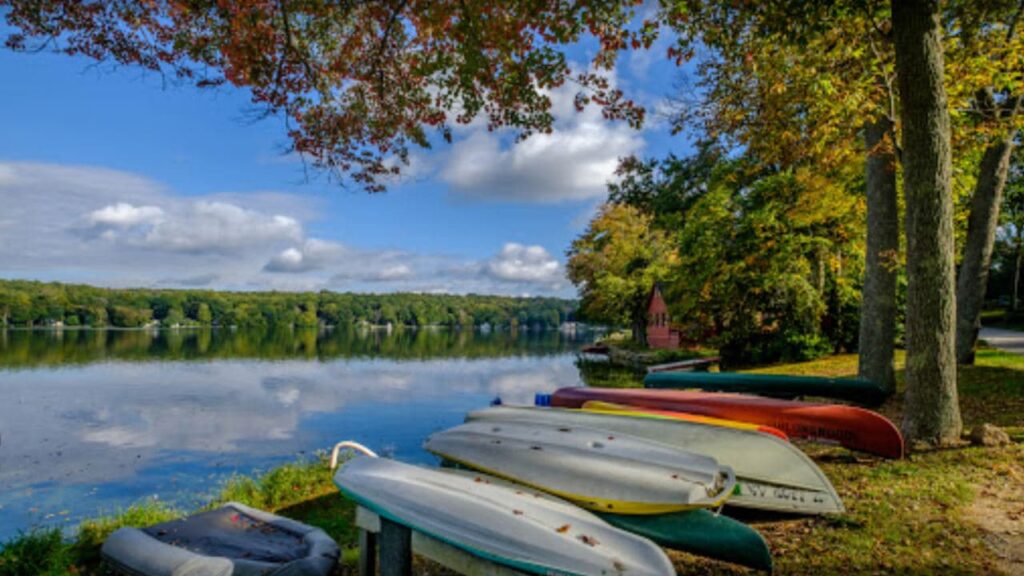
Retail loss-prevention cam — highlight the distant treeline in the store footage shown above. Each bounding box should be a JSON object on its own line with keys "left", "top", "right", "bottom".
{"left": 0, "top": 279, "right": 577, "bottom": 329}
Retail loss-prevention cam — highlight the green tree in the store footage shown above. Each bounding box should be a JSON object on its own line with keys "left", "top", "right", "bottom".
{"left": 164, "top": 307, "right": 186, "bottom": 327}
{"left": 297, "top": 301, "right": 318, "bottom": 327}
{"left": 196, "top": 303, "right": 213, "bottom": 325}
{"left": 567, "top": 203, "right": 676, "bottom": 345}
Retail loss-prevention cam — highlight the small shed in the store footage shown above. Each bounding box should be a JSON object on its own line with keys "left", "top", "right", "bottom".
{"left": 646, "top": 283, "right": 681, "bottom": 349}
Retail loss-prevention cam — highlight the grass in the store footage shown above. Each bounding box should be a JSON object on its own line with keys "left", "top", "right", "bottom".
{"left": 2, "top": 348, "right": 1023, "bottom": 575}
{"left": 980, "top": 308, "right": 1024, "bottom": 332}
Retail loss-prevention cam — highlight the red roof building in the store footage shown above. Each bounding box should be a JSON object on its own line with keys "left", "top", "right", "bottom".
{"left": 647, "top": 283, "right": 681, "bottom": 349}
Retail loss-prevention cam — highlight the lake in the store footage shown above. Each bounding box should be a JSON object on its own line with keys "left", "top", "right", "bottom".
{"left": 0, "top": 327, "right": 597, "bottom": 541}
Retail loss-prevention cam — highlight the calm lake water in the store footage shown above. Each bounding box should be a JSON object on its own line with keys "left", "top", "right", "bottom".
{"left": 0, "top": 327, "right": 597, "bottom": 541}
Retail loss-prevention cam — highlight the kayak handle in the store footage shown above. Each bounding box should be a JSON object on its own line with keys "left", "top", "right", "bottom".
{"left": 329, "top": 441, "right": 378, "bottom": 470}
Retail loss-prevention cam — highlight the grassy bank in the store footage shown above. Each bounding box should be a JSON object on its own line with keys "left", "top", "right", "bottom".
{"left": 3, "top": 349, "right": 1023, "bottom": 575}
{"left": 0, "top": 460, "right": 357, "bottom": 576}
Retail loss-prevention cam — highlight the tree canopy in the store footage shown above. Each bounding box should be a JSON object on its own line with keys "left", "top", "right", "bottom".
{"left": 2, "top": 0, "right": 649, "bottom": 191}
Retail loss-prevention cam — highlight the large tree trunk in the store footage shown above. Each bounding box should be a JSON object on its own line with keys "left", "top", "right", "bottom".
{"left": 955, "top": 135, "right": 1018, "bottom": 364}
{"left": 858, "top": 116, "right": 900, "bottom": 394}
{"left": 892, "top": 0, "right": 963, "bottom": 445}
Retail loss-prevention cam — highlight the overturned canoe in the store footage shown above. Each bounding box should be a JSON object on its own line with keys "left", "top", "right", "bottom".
{"left": 599, "top": 510, "right": 771, "bottom": 573}
{"left": 425, "top": 420, "right": 735, "bottom": 514}
{"left": 468, "top": 405, "right": 843, "bottom": 515}
{"left": 644, "top": 371, "right": 890, "bottom": 406}
{"left": 552, "top": 387, "right": 905, "bottom": 459}
{"left": 334, "top": 454, "right": 675, "bottom": 576}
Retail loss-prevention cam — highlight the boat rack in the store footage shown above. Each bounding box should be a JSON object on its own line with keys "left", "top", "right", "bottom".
{"left": 355, "top": 506, "right": 527, "bottom": 576}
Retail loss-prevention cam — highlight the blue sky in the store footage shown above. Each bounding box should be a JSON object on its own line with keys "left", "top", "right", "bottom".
{"left": 0, "top": 24, "right": 690, "bottom": 297}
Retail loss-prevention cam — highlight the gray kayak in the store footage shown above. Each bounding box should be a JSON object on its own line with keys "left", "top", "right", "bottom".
{"left": 334, "top": 455, "right": 675, "bottom": 576}
{"left": 467, "top": 405, "right": 843, "bottom": 515}
{"left": 424, "top": 420, "right": 735, "bottom": 514}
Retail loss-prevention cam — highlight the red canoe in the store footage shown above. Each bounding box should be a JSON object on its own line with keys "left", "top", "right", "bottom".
{"left": 552, "top": 387, "right": 905, "bottom": 459}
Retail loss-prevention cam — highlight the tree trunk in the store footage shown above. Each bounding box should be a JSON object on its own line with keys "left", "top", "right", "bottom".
{"left": 955, "top": 136, "right": 1018, "bottom": 364}
{"left": 1015, "top": 233, "right": 1023, "bottom": 311}
{"left": 858, "top": 116, "right": 899, "bottom": 394}
{"left": 631, "top": 293, "right": 649, "bottom": 347}
{"left": 893, "top": 0, "right": 963, "bottom": 446}
{"left": 632, "top": 317, "right": 648, "bottom": 347}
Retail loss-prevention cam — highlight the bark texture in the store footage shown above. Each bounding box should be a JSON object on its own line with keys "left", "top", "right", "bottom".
{"left": 893, "top": 0, "right": 963, "bottom": 445}
{"left": 955, "top": 136, "right": 1018, "bottom": 364}
{"left": 858, "top": 116, "right": 899, "bottom": 393}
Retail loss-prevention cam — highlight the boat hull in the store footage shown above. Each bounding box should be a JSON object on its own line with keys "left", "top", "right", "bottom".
{"left": 552, "top": 387, "right": 905, "bottom": 459}
{"left": 581, "top": 400, "right": 788, "bottom": 440}
{"left": 469, "top": 405, "right": 844, "bottom": 515}
{"left": 599, "top": 510, "right": 772, "bottom": 573}
{"left": 425, "top": 420, "right": 735, "bottom": 514}
{"left": 334, "top": 456, "right": 676, "bottom": 576}
{"left": 644, "top": 371, "right": 889, "bottom": 406}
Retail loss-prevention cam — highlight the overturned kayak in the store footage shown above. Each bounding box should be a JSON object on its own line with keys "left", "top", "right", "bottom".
{"left": 333, "top": 450, "right": 675, "bottom": 576}
{"left": 438, "top": 457, "right": 772, "bottom": 572}
{"left": 581, "top": 400, "right": 788, "bottom": 440}
{"left": 425, "top": 420, "right": 735, "bottom": 514}
{"left": 644, "top": 371, "right": 890, "bottom": 406}
{"left": 468, "top": 405, "right": 843, "bottom": 515}
{"left": 552, "top": 387, "right": 905, "bottom": 459}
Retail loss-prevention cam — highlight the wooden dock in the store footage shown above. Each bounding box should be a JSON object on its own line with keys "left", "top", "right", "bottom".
{"left": 646, "top": 356, "right": 721, "bottom": 374}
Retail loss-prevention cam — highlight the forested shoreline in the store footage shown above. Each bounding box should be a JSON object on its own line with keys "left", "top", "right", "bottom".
{"left": 0, "top": 279, "right": 577, "bottom": 330}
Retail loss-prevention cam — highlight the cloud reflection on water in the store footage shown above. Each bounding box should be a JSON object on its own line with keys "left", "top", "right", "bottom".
{"left": 0, "top": 353, "right": 582, "bottom": 539}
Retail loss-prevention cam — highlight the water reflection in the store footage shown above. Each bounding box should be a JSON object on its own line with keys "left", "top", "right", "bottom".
{"left": 0, "top": 328, "right": 589, "bottom": 540}
{"left": 0, "top": 326, "right": 579, "bottom": 370}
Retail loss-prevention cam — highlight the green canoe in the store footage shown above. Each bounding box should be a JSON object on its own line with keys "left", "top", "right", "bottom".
{"left": 598, "top": 509, "right": 773, "bottom": 573}
{"left": 644, "top": 371, "right": 890, "bottom": 407}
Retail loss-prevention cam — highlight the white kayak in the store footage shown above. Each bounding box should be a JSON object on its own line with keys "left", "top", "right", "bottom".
{"left": 425, "top": 420, "right": 735, "bottom": 514}
{"left": 333, "top": 454, "right": 676, "bottom": 576}
{"left": 467, "top": 405, "right": 844, "bottom": 515}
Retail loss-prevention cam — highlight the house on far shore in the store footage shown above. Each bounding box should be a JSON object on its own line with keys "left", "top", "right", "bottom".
{"left": 647, "top": 283, "right": 682, "bottom": 349}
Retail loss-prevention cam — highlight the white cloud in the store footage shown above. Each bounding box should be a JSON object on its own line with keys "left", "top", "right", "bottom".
{"left": 374, "top": 264, "right": 414, "bottom": 281}
{"left": 0, "top": 161, "right": 573, "bottom": 296}
{"left": 264, "top": 239, "right": 348, "bottom": 273}
{"left": 330, "top": 262, "right": 416, "bottom": 284}
{"left": 83, "top": 200, "right": 303, "bottom": 254}
{"left": 486, "top": 243, "right": 564, "bottom": 286}
{"left": 440, "top": 67, "right": 644, "bottom": 203}
{"left": 88, "top": 202, "right": 164, "bottom": 228}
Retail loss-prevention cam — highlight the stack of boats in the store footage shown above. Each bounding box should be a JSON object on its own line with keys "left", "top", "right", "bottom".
{"left": 333, "top": 370, "right": 904, "bottom": 575}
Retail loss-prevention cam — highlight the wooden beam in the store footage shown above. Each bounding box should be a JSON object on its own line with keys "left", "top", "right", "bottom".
{"left": 411, "top": 532, "right": 527, "bottom": 576}
{"left": 354, "top": 506, "right": 527, "bottom": 575}
{"left": 358, "top": 529, "right": 377, "bottom": 576}
{"left": 380, "top": 517, "right": 412, "bottom": 576}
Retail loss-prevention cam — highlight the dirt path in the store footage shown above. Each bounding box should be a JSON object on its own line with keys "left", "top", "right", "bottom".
{"left": 967, "top": 457, "right": 1024, "bottom": 575}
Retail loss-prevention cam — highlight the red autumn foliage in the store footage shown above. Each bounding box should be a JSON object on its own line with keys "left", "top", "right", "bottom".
{"left": 2, "top": 0, "right": 653, "bottom": 191}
